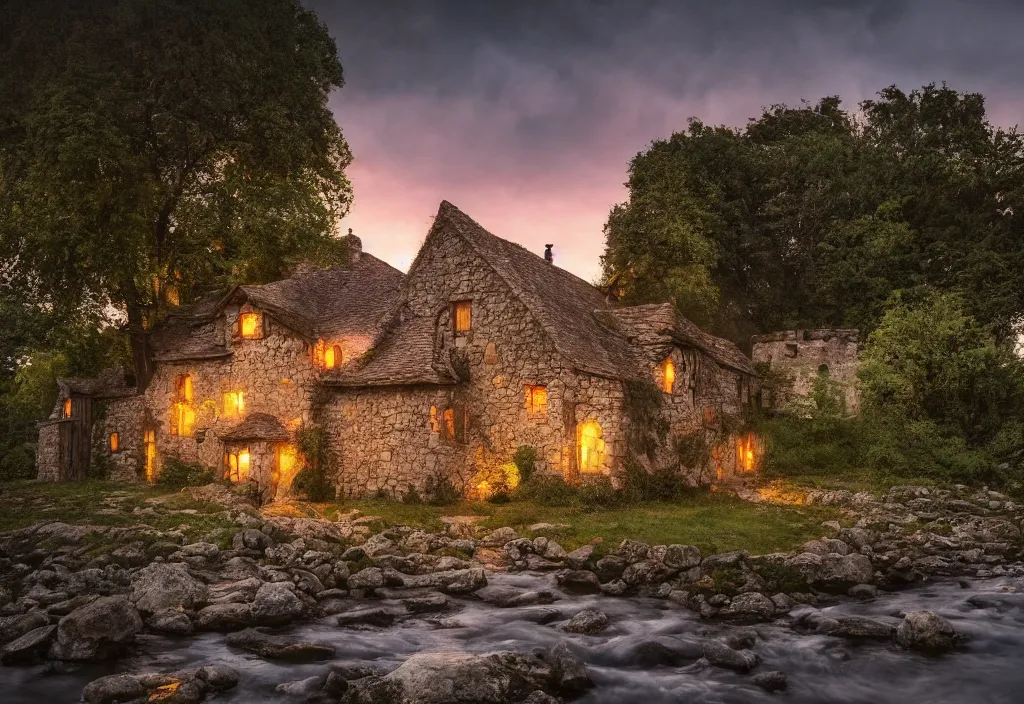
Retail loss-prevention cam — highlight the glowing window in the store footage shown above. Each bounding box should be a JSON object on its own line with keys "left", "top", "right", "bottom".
{"left": 453, "top": 301, "right": 472, "bottom": 332}
{"left": 223, "top": 391, "right": 245, "bottom": 417}
{"left": 169, "top": 403, "right": 195, "bottom": 437}
{"left": 109, "top": 432, "right": 120, "bottom": 453}
{"left": 736, "top": 433, "right": 757, "bottom": 473}
{"left": 238, "top": 312, "right": 261, "bottom": 338}
{"left": 62, "top": 398, "right": 72, "bottom": 418}
{"left": 524, "top": 385, "right": 548, "bottom": 417}
{"left": 175, "top": 374, "right": 193, "bottom": 402}
{"left": 578, "top": 421, "right": 605, "bottom": 473}
{"left": 276, "top": 443, "right": 299, "bottom": 487}
{"left": 429, "top": 405, "right": 440, "bottom": 433}
{"left": 143, "top": 430, "right": 156, "bottom": 481}
{"left": 661, "top": 358, "right": 676, "bottom": 394}
{"left": 442, "top": 406, "right": 468, "bottom": 444}
{"left": 224, "top": 447, "right": 250, "bottom": 483}
{"left": 325, "top": 344, "right": 342, "bottom": 370}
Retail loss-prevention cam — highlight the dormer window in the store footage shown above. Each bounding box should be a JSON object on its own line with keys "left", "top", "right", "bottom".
{"left": 660, "top": 358, "right": 676, "bottom": 394}
{"left": 324, "top": 344, "right": 342, "bottom": 370}
{"left": 453, "top": 301, "right": 472, "bottom": 333}
{"left": 238, "top": 312, "right": 262, "bottom": 339}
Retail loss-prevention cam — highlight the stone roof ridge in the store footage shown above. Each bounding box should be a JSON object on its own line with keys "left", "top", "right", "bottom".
{"left": 430, "top": 201, "right": 640, "bottom": 380}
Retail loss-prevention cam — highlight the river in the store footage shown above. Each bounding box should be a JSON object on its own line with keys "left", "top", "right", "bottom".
{"left": 3, "top": 572, "right": 1023, "bottom": 703}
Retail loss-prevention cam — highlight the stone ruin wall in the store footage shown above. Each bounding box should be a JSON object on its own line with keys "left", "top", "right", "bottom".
{"left": 322, "top": 229, "right": 629, "bottom": 498}
{"left": 92, "top": 395, "right": 146, "bottom": 482}
{"left": 751, "top": 329, "right": 860, "bottom": 414}
{"left": 35, "top": 422, "right": 62, "bottom": 482}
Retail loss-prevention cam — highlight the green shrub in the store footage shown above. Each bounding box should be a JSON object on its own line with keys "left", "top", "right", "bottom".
{"left": 401, "top": 484, "right": 422, "bottom": 505}
{"left": 157, "top": 457, "right": 215, "bottom": 488}
{"left": 621, "top": 458, "right": 693, "bottom": 502}
{"left": 424, "top": 473, "right": 460, "bottom": 506}
{"left": 514, "top": 474, "right": 579, "bottom": 507}
{"left": 512, "top": 446, "right": 537, "bottom": 484}
{"left": 294, "top": 423, "right": 335, "bottom": 501}
{"left": 0, "top": 446, "right": 34, "bottom": 481}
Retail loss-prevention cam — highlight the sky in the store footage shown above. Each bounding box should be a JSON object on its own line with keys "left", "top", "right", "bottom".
{"left": 308, "top": 0, "right": 1024, "bottom": 283}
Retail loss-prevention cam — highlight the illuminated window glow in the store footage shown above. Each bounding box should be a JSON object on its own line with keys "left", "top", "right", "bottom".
{"left": 453, "top": 301, "right": 472, "bottom": 332}
{"left": 661, "top": 358, "right": 676, "bottom": 394}
{"left": 441, "top": 406, "right": 468, "bottom": 444}
{"left": 736, "top": 433, "right": 758, "bottom": 473}
{"left": 144, "top": 430, "right": 156, "bottom": 482}
{"left": 225, "top": 447, "right": 250, "bottom": 483}
{"left": 324, "top": 344, "right": 342, "bottom": 370}
{"left": 524, "top": 385, "right": 548, "bottom": 417}
{"left": 175, "top": 374, "right": 193, "bottom": 402}
{"left": 109, "top": 432, "right": 120, "bottom": 453}
{"left": 169, "top": 403, "right": 195, "bottom": 437}
{"left": 62, "top": 398, "right": 72, "bottom": 418}
{"left": 578, "top": 421, "right": 605, "bottom": 473}
{"left": 223, "top": 391, "right": 245, "bottom": 417}
{"left": 238, "top": 312, "right": 260, "bottom": 338}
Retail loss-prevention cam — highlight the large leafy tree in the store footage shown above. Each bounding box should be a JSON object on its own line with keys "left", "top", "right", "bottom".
{"left": 602, "top": 85, "right": 1024, "bottom": 347}
{"left": 0, "top": 0, "right": 353, "bottom": 388}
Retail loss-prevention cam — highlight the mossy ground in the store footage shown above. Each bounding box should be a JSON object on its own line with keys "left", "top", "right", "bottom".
{"left": 0, "top": 480, "right": 841, "bottom": 557}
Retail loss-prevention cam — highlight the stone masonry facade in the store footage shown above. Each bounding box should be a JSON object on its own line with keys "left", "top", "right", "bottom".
{"left": 751, "top": 329, "right": 861, "bottom": 415}
{"left": 36, "top": 202, "right": 763, "bottom": 499}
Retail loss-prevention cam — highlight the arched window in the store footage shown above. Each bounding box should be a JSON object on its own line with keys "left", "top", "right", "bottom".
{"left": 325, "top": 344, "right": 342, "bottom": 370}
{"left": 578, "top": 421, "right": 605, "bottom": 473}
{"left": 175, "top": 374, "right": 193, "bottom": 402}
{"left": 818, "top": 363, "right": 830, "bottom": 376}
{"left": 238, "top": 312, "right": 261, "bottom": 338}
{"left": 660, "top": 358, "right": 676, "bottom": 394}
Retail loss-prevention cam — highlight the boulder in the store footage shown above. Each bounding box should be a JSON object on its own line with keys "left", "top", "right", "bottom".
{"left": 348, "top": 567, "right": 386, "bottom": 590}
{"left": 0, "top": 611, "right": 50, "bottom": 644}
{"left": 50, "top": 595, "right": 142, "bottom": 661}
{"left": 617, "top": 539, "right": 651, "bottom": 564}
{"left": 130, "top": 563, "right": 207, "bottom": 615}
{"left": 81, "top": 674, "right": 147, "bottom": 704}
{"left": 621, "top": 560, "right": 671, "bottom": 587}
{"left": 226, "top": 628, "right": 335, "bottom": 661}
{"left": 555, "top": 570, "right": 601, "bottom": 593}
{"left": 0, "top": 625, "right": 56, "bottom": 664}
{"left": 896, "top": 611, "right": 962, "bottom": 653}
{"left": 561, "top": 608, "right": 609, "bottom": 634}
{"left": 146, "top": 609, "right": 194, "bottom": 635}
{"left": 195, "top": 603, "right": 253, "bottom": 631}
{"left": 593, "top": 556, "right": 626, "bottom": 583}
{"left": 752, "top": 670, "right": 788, "bottom": 693}
{"left": 565, "top": 545, "right": 595, "bottom": 569}
{"left": 250, "top": 582, "right": 306, "bottom": 626}
{"left": 825, "top": 616, "right": 896, "bottom": 640}
{"left": 343, "top": 650, "right": 550, "bottom": 704}
{"left": 337, "top": 608, "right": 397, "bottom": 628}
{"left": 701, "top": 640, "right": 761, "bottom": 672}
{"left": 717, "top": 592, "right": 776, "bottom": 622}
{"left": 476, "top": 586, "right": 555, "bottom": 608}
{"left": 546, "top": 642, "right": 592, "bottom": 694}
{"left": 403, "top": 568, "right": 487, "bottom": 595}
{"left": 663, "top": 544, "right": 701, "bottom": 570}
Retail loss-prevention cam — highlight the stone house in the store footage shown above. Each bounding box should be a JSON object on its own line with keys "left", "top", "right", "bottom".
{"left": 36, "top": 202, "right": 760, "bottom": 499}
{"left": 751, "top": 329, "right": 861, "bottom": 415}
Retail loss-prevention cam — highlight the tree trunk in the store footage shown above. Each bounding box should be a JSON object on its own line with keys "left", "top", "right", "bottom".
{"left": 126, "top": 299, "right": 154, "bottom": 392}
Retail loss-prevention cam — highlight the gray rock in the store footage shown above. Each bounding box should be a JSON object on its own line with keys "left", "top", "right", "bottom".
{"left": 556, "top": 570, "right": 601, "bottom": 593}
{"left": 146, "top": 609, "right": 194, "bottom": 635}
{"left": 725, "top": 628, "right": 758, "bottom": 650}
{"left": 701, "top": 640, "right": 761, "bottom": 672}
{"left": 476, "top": 586, "right": 554, "bottom": 608}
{"left": 0, "top": 611, "right": 49, "bottom": 644}
{"left": 402, "top": 594, "right": 451, "bottom": 615}
{"left": 896, "top": 611, "right": 962, "bottom": 653}
{"left": 250, "top": 582, "right": 306, "bottom": 626}
{"left": 0, "top": 625, "right": 56, "bottom": 664}
{"left": 195, "top": 602, "right": 253, "bottom": 631}
{"left": 81, "top": 674, "right": 146, "bottom": 704}
{"left": 343, "top": 650, "right": 550, "bottom": 704}
{"left": 523, "top": 692, "right": 560, "bottom": 704}
{"left": 752, "top": 670, "right": 788, "bottom": 693}
{"left": 593, "top": 555, "right": 626, "bottom": 583}
{"left": 547, "top": 641, "right": 592, "bottom": 694}
{"left": 825, "top": 616, "right": 896, "bottom": 640}
{"left": 621, "top": 560, "right": 671, "bottom": 587}
{"left": 701, "top": 551, "right": 748, "bottom": 571}
{"left": 561, "top": 608, "right": 609, "bottom": 634}
{"left": 663, "top": 544, "right": 701, "bottom": 570}
{"left": 717, "top": 592, "right": 776, "bottom": 622}
{"left": 50, "top": 595, "right": 142, "bottom": 661}
{"left": 233, "top": 529, "right": 273, "bottom": 552}
{"left": 179, "top": 541, "right": 220, "bottom": 559}
{"left": 226, "top": 628, "right": 335, "bottom": 661}
{"left": 337, "top": 607, "right": 396, "bottom": 628}
{"left": 617, "top": 539, "right": 651, "bottom": 564}
{"left": 565, "top": 545, "right": 595, "bottom": 569}
{"left": 403, "top": 568, "right": 487, "bottom": 595}
{"left": 130, "top": 563, "right": 208, "bottom": 614}
{"left": 599, "top": 580, "right": 628, "bottom": 596}
{"left": 195, "top": 664, "right": 240, "bottom": 690}
{"left": 848, "top": 584, "right": 878, "bottom": 600}
{"left": 348, "top": 567, "right": 386, "bottom": 590}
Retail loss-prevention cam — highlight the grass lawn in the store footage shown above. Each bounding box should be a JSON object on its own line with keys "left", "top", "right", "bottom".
{"left": 0, "top": 480, "right": 842, "bottom": 557}
{"left": 308, "top": 490, "right": 842, "bottom": 557}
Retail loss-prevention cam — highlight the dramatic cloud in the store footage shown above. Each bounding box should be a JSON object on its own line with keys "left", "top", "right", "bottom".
{"left": 309, "top": 0, "right": 1024, "bottom": 280}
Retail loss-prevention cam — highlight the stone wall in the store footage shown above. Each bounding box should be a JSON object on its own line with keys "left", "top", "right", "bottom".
{"left": 752, "top": 329, "right": 860, "bottom": 414}
{"left": 35, "top": 421, "right": 62, "bottom": 482}
{"left": 92, "top": 396, "right": 146, "bottom": 482}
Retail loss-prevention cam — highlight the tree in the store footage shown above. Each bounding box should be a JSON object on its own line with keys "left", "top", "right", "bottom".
{"left": 601, "top": 85, "right": 1024, "bottom": 347}
{"left": 0, "top": 0, "right": 353, "bottom": 388}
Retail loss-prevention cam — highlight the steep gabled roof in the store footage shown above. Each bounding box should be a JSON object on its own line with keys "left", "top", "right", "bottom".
{"left": 220, "top": 412, "right": 291, "bottom": 442}
{"left": 605, "top": 303, "right": 756, "bottom": 376}
{"left": 238, "top": 253, "right": 404, "bottom": 341}
{"left": 430, "top": 201, "right": 641, "bottom": 380}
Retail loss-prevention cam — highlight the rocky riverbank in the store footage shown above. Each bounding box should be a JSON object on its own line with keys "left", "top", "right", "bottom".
{"left": 0, "top": 482, "right": 1021, "bottom": 702}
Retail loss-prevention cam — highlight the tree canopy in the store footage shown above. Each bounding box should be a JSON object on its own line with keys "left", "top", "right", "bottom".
{"left": 601, "top": 85, "right": 1024, "bottom": 348}
{"left": 0, "top": 0, "right": 353, "bottom": 387}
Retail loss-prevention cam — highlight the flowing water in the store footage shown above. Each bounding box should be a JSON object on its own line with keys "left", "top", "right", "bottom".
{"left": 4, "top": 573, "right": 1024, "bottom": 703}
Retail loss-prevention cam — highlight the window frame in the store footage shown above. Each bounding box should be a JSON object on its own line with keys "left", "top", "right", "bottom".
{"left": 109, "top": 432, "right": 120, "bottom": 453}
{"left": 223, "top": 390, "right": 245, "bottom": 418}
{"left": 237, "top": 312, "right": 262, "bottom": 339}
{"left": 441, "top": 405, "right": 468, "bottom": 444}
{"left": 524, "top": 384, "right": 548, "bottom": 420}
{"left": 224, "top": 446, "right": 251, "bottom": 483}
{"left": 174, "top": 373, "right": 193, "bottom": 403}
{"left": 452, "top": 300, "right": 472, "bottom": 333}
{"left": 62, "top": 397, "right": 72, "bottom": 419}
{"left": 660, "top": 357, "right": 676, "bottom": 394}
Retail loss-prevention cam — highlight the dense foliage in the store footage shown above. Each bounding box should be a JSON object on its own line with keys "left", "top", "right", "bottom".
{"left": 602, "top": 85, "right": 1024, "bottom": 347}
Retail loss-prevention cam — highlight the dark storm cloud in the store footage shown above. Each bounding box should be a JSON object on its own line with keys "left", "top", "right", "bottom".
{"left": 305, "top": 0, "right": 1024, "bottom": 277}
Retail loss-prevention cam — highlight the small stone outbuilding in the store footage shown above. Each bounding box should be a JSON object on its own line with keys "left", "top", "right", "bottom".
{"left": 751, "top": 329, "right": 861, "bottom": 414}
{"left": 36, "top": 201, "right": 762, "bottom": 499}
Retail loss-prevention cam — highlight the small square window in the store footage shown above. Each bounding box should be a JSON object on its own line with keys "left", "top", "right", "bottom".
{"left": 453, "top": 301, "right": 472, "bottom": 332}
{"left": 324, "top": 344, "right": 342, "bottom": 370}
{"left": 524, "top": 385, "right": 548, "bottom": 418}
{"left": 238, "top": 312, "right": 261, "bottom": 339}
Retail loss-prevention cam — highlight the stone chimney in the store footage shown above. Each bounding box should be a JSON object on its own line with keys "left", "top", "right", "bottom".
{"left": 346, "top": 228, "right": 362, "bottom": 264}
{"left": 544, "top": 244, "right": 554, "bottom": 265}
